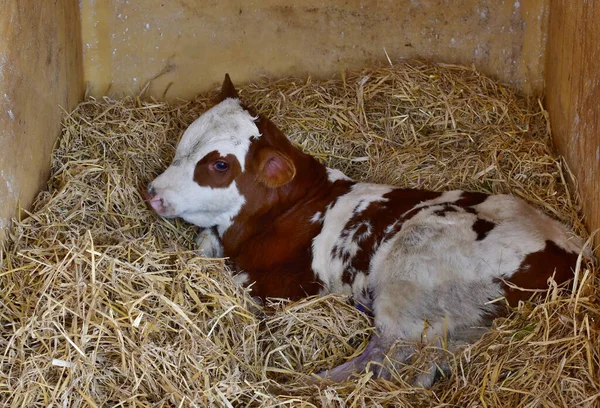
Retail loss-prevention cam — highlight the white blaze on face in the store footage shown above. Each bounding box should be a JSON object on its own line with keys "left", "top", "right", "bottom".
{"left": 149, "top": 98, "right": 260, "bottom": 231}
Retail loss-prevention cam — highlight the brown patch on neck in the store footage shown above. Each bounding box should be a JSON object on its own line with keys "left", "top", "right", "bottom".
{"left": 219, "top": 114, "right": 354, "bottom": 299}
{"left": 499, "top": 240, "right": 578, "bottom": 308}
{"left": 231, "top": 114, "right": 333, "bottom": 222}
{"left": 193, "top": 151, "right": 241, "bottom": 188}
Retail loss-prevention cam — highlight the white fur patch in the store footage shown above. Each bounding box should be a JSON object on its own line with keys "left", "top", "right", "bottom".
{"left": 195, "top": 228, "right": 223, "bottom": 258}
{"left": 174, "top": 98, "right": 260, "bottom": 171}
{"left": 311, "top": 183, "right": 393, "bottom": 294}
{"left": 232, "top": 272, "right": 250, "bottom": 286}
{"left": 473, "top": 195, "right": 584, "bottom": 254}
{"left": 151, "top": 165, "right": 246, "bottom": 230}
{"left": 326, "top": 167, "right": 353, "bottom": 182}
{"left": 310, "top": 211, "right": 323, "bottom": 223}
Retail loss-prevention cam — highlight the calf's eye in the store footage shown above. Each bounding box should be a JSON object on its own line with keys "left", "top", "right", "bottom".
{"left": 214, "top": 160, "right": 229, "bottom": 171}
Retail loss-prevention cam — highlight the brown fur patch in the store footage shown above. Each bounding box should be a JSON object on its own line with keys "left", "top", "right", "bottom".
{"left": 472, "top": 218, "right": 496, "bottom": 240}
{"left": 254, "top": 147, "right": 297, "bottom": 188}
{"left": 454, "top": 191, "right": 489, "bottom": 207}
{"left": 193, "top": 151, "right": 241, "bottom": 188}
{"left": 501, "top": 240, "right": 578, "bottom": 306}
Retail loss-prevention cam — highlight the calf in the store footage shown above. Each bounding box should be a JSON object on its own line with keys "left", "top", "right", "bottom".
{"left": 145, "top": 75, "right": 586, "bottom": 385}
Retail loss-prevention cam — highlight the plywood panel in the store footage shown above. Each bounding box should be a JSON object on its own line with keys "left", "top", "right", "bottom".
{"left": 0, "top": 0, "right": 84, "bottom": 244}
{"left": 545, "top": 1, "right": 600, "bottom": 246}
{"left": 81, "top": 0, "right": 548, "bottom": 101}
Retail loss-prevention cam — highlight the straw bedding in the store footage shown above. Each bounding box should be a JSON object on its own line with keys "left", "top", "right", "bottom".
{"left": 1, "top": 61, "right": 598, "bottom": 407}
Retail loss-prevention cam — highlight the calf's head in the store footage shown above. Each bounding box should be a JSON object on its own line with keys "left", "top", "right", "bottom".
{"left": 145, "top": 74, "right": 298, "bottom": 230}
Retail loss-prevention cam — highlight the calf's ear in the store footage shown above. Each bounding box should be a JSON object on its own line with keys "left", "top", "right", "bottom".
{"left": 255, "top": 147, "right": 296, "bottom": 188}
{"left": 218, "top": 73, "right": 239, "bottom": 102}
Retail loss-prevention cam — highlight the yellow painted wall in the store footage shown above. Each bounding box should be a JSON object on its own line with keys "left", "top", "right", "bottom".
{"left": 0, "top": 0, "right": 83, "bottom": 242}
{"left": 81, "top": 0, "right": 548, "bottom": 101}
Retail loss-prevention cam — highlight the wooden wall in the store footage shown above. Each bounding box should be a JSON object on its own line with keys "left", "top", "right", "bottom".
{"left": 0, "top": 1, "right": 84, "bottom": 245}
{"left": 545, "top": 1, "right": 600, "bottom": 246}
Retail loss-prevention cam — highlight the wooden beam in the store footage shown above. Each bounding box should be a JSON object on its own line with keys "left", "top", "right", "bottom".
{"left": 545, "top": 0, "right": 600, "bottom": 248}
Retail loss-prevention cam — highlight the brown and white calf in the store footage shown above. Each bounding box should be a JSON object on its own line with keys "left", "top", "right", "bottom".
{"left": 145, "top": 75, "right": 586, "bottom": 385}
